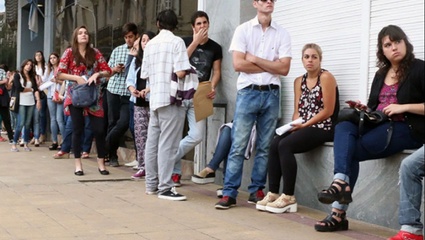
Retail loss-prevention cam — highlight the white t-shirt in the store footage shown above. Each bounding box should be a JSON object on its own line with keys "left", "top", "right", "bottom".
{"left": 19, "top": 79, "right": 35, "bottom": 106}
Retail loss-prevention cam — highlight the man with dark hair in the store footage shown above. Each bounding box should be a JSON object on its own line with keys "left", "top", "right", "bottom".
{"left": 106, "top": 22, "right": 139, "bottom": 167}
{"left": 171, "top": 10, "right": 223, "bottom": 186}
{"left": 141, "top": 9, "right": 190, "bottom": 201}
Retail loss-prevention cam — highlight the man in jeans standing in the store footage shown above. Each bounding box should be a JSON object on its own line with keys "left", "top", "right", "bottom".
{"left": 215, "top": 0, "right": 291, "bottom": 209}
{"left": 171, "top": 10, "right": 223, "bottom": 186}
{"left": 106, "top": 23, "right": 138, "bottom": 167}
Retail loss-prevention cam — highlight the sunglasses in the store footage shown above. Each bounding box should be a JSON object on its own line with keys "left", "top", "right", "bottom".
{"left": 257, "top": 0, "right": 277, "bottom": 2}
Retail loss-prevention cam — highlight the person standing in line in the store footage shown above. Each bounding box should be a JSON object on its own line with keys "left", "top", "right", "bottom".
{"left": 106, "top": 23, "right": 139, "bottom": 167}
{"left": 315, "top": 25, "right": 424, "bottom": 232}
{"left": 0, "top": 65, "right": 14, "bottom": 143}
{"left": 126, "top": 31, "right": 156, "bottom": 179}
{"left": 215, "top": 0, "right": 291, "bottom": 209}
{"left": 171, "top": 10, "right": 223, "bottom": 186}
{"left": 388, "top": 146, "right": 424, "bottom": 240}
{"left": 32, "top": 50, "right": 48, "bottom": 146}
{"left": 43, "top": 52, "right": 65, "bottom": 151}
{"left": 7, "top": 70, "right": 18, "bottom": 131}
{"left": 10, "top": 59, "right": 42, "bottom": 152}
{"left": 256, "top": 43, "right": 339, "bottom": 213}
{"left": 56, "top": 25, "right": 112, "bottom": 176}
{"left": 140, "top": 9, "right": 190, "bottom": 200}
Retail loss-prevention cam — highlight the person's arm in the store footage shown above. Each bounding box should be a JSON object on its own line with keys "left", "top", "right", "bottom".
{"left": 57, "top": 72, "right": 86, "bottom": 85}
{"left": 176, "top": 70, "right": 186, "bottom": 79}
{"left": 87, "top": 49, "right": 113, "bottom": 85}
{"left": 126, "top": 61, "right": 138, "bottom": 97}
{"left": 34, "top": 90, "right": 41, "bottom": 110}
{"left": 246, "top": 52, "right": 291, "bottom": 76}
{"left": 383, "top": 103, "right": 425, "bottom": 116}
{"left": 292, "top": 76, "right": 302, "bottom": 121}
{"left": 108, "top": 48, "right": 125, "bottom": 76}
{"left": 207, "top": 59, "right": 222, "bottom": 99}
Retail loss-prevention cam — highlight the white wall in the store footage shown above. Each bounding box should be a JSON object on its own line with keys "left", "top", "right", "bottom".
{"left": 274, "top": 0, "right": 424, "bottom": 124}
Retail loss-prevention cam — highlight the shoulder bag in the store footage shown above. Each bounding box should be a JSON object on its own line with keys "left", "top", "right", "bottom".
{"left": 70, "top": 83, "right": 98, "bottom": 108}
{"left": 337, "top": 107, "right": 393, "bottom": 153}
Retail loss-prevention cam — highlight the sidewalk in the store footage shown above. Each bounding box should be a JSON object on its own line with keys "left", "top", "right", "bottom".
{"left": 0, "top": 141, "right": 397, "bottom": 240}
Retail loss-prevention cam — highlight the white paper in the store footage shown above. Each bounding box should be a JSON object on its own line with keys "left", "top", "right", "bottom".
{"left": 275, "top": 118, "right": 303, "bottom": 136}
{"left": 38, "top": 81, "right": 54, "bottom": 91}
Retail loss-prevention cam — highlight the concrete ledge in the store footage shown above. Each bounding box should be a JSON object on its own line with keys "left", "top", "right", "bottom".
{"left": 227, "top": 143, "right": 423, "bottom": 230}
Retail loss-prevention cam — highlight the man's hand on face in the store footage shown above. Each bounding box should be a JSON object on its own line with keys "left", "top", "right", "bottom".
{"left": 193, "top": 28, "right": 208, "bottom": 45}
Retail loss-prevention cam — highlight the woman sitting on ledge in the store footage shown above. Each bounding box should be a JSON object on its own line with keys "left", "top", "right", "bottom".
{"left": 315, "top": 25, "right": 424, "bottom": 232}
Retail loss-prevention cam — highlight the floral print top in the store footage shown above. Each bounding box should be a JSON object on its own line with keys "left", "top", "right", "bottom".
{"left": 298, "top": 69, "right": 333, "bottom": 131}
{"left": 57, "top": 48, "right": 111, "bottom": 117}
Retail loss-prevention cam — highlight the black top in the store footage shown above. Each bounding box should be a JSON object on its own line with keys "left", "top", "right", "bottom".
{"left": 135, "top": 69, "right": 149, "bottom": 107}
{"left": 368, "top": 58, "right": 425, "bottom": 142}
{"left": 183, "top": 37, "right": 223, "bottom": 82}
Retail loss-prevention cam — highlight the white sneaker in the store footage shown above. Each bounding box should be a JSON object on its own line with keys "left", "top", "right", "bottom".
{"left": 125, "top": 160, "right": 138, "bottom": 167}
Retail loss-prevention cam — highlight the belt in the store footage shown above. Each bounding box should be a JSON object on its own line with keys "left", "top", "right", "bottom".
{"left": 245, "top": 84, "right": 279, "bottom": 91}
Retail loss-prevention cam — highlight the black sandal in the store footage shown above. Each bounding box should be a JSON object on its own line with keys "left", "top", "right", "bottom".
{"left": 49, "top": 143, "right": 58, "bottom": 150}
{"left": 314, "top": 211, "right": 349, "bottom": 232}
{"left": 317, "top": 180, "right": 352, "bottom": 204}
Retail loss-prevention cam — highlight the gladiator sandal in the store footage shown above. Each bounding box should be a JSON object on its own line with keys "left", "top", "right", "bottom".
{"left": 317, "top": 180, "right": 352, "bottom": 204}
{"left": 314, "top": 211, "right": 349, "bottom": 232}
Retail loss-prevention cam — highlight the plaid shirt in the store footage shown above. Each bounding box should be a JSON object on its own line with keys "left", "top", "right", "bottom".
{"left": 107, "top": 43, "right": 131, "bottom": 96}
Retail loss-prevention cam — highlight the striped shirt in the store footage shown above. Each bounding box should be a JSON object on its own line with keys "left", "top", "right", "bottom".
{"left": 140, "top": 29, "right": 190, "bottom": 111}
{"left": 107, "top": 43, "right": 131, "bottom": 96}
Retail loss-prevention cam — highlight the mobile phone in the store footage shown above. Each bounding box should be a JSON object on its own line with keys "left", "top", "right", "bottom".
{"left": 345, "top": 100, "right": 357, "bottom": 108}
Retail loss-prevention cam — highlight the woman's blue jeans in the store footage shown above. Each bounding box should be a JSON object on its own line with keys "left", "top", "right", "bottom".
{"left": 31, "top": 104, "right": 40, "bottom": 139}
{"left": 61, "top": 115, "right": 93, "bottom": 153}
{"left": 207, "top": 125, "right": 232, "bottom": 174}
{"left": 223, "top": 87, "right": 279, "bottom": 199}
{"left": 13, "top": 105, "right": 34, "bottom": 144}
{"left": 398, "top": 145, "right": 424, "bottom": 235}
{"left": 332, "top": 121, "right": 422, "bottom": 211}
{"left": 47, "top": 98, "right": 65, "bottom": 143}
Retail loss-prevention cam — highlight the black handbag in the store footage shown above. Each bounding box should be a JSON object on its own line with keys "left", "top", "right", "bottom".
{"left": 337, "top": 108, "right": 389, "bottom": 126}
{"left": 337, "top": 107, "right": 393, "bottom": 154}
{"left": 70, "top": 83, "right": 98, "bottom": 108}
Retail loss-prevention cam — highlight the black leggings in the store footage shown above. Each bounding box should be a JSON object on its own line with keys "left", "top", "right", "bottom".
{"left": 268, "top": 127, "right": 333, "bottom": 195}
{"left": 69, "top": 105, "right": 106, "bottom": 158}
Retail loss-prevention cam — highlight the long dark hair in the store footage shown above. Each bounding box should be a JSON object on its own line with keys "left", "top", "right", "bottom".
{"left": 46, "top": 52, "right": 60, "bottom": 76}
{"left": 376, "top": 25, "right": 415, "bottom": 83}
{"left": 19, "top": 59, "right": 37, "bottom": 86}
{"left": 135, "top": 31, "right": 156, "bottom": 68}
{"left": 71, "top": 25, "right": 96, "bottom": 69}
{"left": 33, "top": 50, "right": 46, "bottom": 75}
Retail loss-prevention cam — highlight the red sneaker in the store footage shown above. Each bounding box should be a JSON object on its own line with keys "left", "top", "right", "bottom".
{"left": 388, "top": 231, "right": 424, "bottom": 240}
{"left": 248, "top": 189, "right": 265, "bottom": 204}
{"left": 172, "top": 173, "right": 181, "bottom": 187}
{"left": 0, "top": 136, "right": 7, "bottom": 142}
